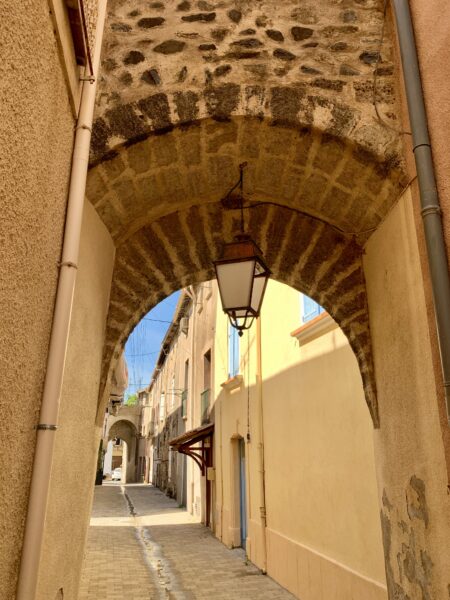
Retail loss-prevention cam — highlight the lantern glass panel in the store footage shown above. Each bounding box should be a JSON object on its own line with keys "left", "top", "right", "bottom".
{"left": 216, "top": 259, "right": 256, "bottom": 310}
{"left": 250, "top": 275, "right": 267, "bottom": 313}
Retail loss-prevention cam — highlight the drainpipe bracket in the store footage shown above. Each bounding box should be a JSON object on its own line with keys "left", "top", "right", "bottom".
{"left": 79, "top": 76, "right": 96, "bottom": 84}
{"left": 58, "top": 261, "right": 78, "bottom": 269}
{"left": 36, "top": 424, "right": 58, "bottom": 431}
{"left": 74, "top": 123, "right": 92, "bottom": 133}
{"left": 421, "top": 205, "right": 442, "bottom": 218}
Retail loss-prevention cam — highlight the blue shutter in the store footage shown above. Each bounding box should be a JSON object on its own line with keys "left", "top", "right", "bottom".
{"left": 233, "top": 327, "right": 240, "bottom": 376}
{"left": 302, "top": 295, "right": 323, "bottom": 323}
{"left": 228, "top": 324, "right": 233, "bottom": 378}
{"left": 228, "top": 324, "right": 240, "bottom": 377}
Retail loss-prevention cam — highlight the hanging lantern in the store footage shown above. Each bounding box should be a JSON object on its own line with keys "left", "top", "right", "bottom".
{"left": 214, "top": 234, "right": 271, "bottom": 336}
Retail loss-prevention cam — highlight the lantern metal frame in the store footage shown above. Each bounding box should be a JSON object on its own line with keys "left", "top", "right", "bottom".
{"left": 214, "top": 164, "right": 271, "bottom": 336}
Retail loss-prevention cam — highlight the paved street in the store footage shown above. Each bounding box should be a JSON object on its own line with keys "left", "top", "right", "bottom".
{"left": 79, "top": 484, "right": 295, "bottom": 600}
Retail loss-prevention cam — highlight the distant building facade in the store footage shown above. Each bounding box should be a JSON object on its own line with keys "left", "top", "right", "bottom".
{"left": 141, "top": 286, "right": 216, "bottom": 519}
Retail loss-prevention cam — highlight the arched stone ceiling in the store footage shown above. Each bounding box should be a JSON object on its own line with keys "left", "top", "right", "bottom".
{"left": 87, "top": 117, "right": 407, "bottom": 245}
{"left": 89, "top": 0, "right": 409, "bottom": 429}
{"left": 108, "top": 419, "right": 138, "bottom": 441}
{"left": 100, "top": 201, "right": 378, "bottom": 426}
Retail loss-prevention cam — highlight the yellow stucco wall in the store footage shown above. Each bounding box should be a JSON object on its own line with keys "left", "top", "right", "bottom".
{"left": 0, "top": 2, "right": 76, "bottom": 597}
{"left": 37, "top": 202, "right": 115, "bottom": 600}
{"left": 364, "top": 188, "right": 450, "bottom": 600}
{"left": 213, "top": 280, "right": 387, "bottom": 599}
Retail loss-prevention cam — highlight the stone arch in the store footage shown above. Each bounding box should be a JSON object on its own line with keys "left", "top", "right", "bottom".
{"left": 89, "top": 0, "right": 409, "bottom": 430}
{"left": 88, "top": 116, "right": 406, "bottom": 245}
{"left": 100, "top": 199, "right": 377, "bottom": 421}
{"left": 107, "top": 419, "right": 139, "bottom": 483}
{"left": 107, "top": 418, "right": 138, "bottom": 441}
{"left": 88, "top": 113, "right": 408, "bottom": 428}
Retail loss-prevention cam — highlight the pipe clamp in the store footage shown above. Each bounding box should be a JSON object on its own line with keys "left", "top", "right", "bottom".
{"left": 58, "top": 261, "right": 78, "bottom": 269}
{"left": 74, "top": 124, "right": 92, "bottom": 133}
{"left": 36, "top": 424, "right": 58, "bottom": 431}
{"left": 421, "top": 205, "right": 442, "bottom": 218}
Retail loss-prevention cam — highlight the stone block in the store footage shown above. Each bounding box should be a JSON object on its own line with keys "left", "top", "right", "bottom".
{"left": 206, "top": 121, "right": 238, "bottom": 153}
{"left": 292, "top": 129, "right": 315, "bottom": 167}
{"left": 178, "top": 131, "right": 202, "bottom": 166}
{"left": 255, "top": 156, "right": 286, "bottom": 195}
{"left": 127, "top": 140, "right": 152, "bottom": 174}
{"left": 100, "top": 154, "right": 128, "bottom": 181}
{"left": 300, "top": 171, "right": 329, "bottom": 211}
{"left": 314, "top": 135, "right": 346, "bottom": 174}
{"left": 112, "top": 177, "right": 138, "bottom": 214}
{"left": 264, "top": 126, "right": 295, "bottom": 157}
{"left": 85, "top": 169, "right": 109, "bottom": 205}
{"left": 150, "top": 135, "right": 178, "bottom": 167}
{"left": 157, "top": 166, "right": 186, "bottom": 203}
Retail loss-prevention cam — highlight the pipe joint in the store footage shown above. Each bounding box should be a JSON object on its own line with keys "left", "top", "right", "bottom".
{"left": 421, "top": 205, "right": 442, "bottom": 219}
{"left": 413, "top": 142, "right": 431, "bottom": 153}
{"left": 74, "top": 124, "right": 92, "bottom": 133}
{"left": 58, "top": 261, "right": 78, "bottom": 270}
{"left": 79, "top": 76, "right": 96, "bottom": 84}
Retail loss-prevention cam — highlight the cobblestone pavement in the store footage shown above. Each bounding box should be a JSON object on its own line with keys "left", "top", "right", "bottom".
{"left": 79, "top": 484, "right": 295, "bottom": 600}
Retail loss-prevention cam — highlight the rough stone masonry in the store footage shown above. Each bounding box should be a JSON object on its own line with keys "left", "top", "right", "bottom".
{"left": 87, "top": 0, "right": 408, "bottom": 428}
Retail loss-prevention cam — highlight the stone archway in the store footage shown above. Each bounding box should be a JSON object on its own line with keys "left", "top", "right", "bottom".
{"left": 88, "top": 0, "right": 408, "bottom": 427}
{"left": 39, "top": 2, "right": 450, "bottom": 599}
{"left": 12, "top": 1, "right": 448, "bottom": 598}
{"left": 89, "top": 114, "right": 407, "bottom": 428}
{"left": 107, "top": 418, "right": 139, "bottom": 483}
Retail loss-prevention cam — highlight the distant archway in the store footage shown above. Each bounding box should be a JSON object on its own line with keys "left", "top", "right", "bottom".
{"left": 107, "top": 419, "right": 139, "bottom": 483}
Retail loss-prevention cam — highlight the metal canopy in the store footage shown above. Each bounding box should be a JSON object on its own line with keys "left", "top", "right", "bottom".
{"left": 170, "top": 423, "right": 214, "bottom": 526}
{"left": 169, "top": 423, "right": 214, "bottom": 474}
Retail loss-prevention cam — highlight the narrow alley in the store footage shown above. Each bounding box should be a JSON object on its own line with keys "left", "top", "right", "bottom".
{"left": 78, "top": 484, "right": 295, "bottom": 600}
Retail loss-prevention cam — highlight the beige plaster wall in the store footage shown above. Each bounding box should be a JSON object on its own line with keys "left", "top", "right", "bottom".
{"left": 364, "top": 188, "right": 450, "bottom": 599}
{"left": 411, "top": 1, "right": 450, "bottom": 249}
{"left": 36, "top": 202, "right": 115, "bottom": 600}
{"left": 407, "top": 0, "right": 450, "bottom": 481}
{"left": 213, "top": 281, "right": 387, "bottom": 599}
{"left": 0, "top": 2, "right": 76, "bottom": 598}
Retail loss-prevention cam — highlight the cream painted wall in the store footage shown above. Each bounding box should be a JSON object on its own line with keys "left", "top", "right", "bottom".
{"left": 36, "top": 202, "right": 115, "bottom": 600}
{"left": 212, "top": 280, "right": 387, "bottom": 599}
{"left": 0, "top": 2, "right": 77, "bottom": 597}
{"left": 364, "top": 188, "right": 450, "bottom": 600}
{"left": 148, "top": 285, "right": 217, "bottom": 519}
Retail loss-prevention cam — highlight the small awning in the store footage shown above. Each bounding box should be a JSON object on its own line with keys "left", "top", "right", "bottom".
{"left": 170, "top": 423, "right": 214, "bottom": 449}
{"left": 169, "top": 423, "right": 214, "bottom": 473}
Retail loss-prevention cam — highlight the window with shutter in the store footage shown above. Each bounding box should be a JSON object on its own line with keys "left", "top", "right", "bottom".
{"left": 301, "top": 294, "right": 324, "bottom": 323}
{"left": 228, "top": 324, "right": 240, "bottom": 378}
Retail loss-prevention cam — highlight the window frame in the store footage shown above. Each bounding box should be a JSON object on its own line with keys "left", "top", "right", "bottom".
{"left": 228, "top": 323, "right": 240, "bottom": 378}
{"left": 301, "top": 294, "right": 324, "bottom": 324}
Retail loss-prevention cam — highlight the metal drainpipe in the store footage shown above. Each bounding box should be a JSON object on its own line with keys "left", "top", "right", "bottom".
{"left": 392, "top": 0, "right": 450, "bottom": 426}
{"left": 186, "top": 286, "right": 197, "bottom": 514}
{"left": 15, "top": 2, "right": 108, "bottom": 598}
{"left": 256, "top": 318, "right": 268, "bottom": 573}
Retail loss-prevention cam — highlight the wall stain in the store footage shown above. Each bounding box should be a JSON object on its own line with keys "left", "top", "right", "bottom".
{"left": 406, "top": 475, "right": 429, "bottom": 527}
{"left": 381, "top": 481, "right": 434, "bottom": 600}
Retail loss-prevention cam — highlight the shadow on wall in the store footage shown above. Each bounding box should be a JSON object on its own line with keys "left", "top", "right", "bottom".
{"left": 212, "top": 339, "right": 387, "bottom": 595}
{"left": 151, "top": 405, "right": 185, "bottom": 497}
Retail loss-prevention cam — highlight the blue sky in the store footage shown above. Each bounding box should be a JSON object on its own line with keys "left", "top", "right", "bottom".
{"left": 124, "top": 291, "right": 180, "bottom": 399}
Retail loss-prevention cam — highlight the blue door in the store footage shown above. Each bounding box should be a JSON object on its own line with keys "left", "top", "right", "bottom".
{"left": 239, "top": 439, "right": 247, "bottom": 549}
